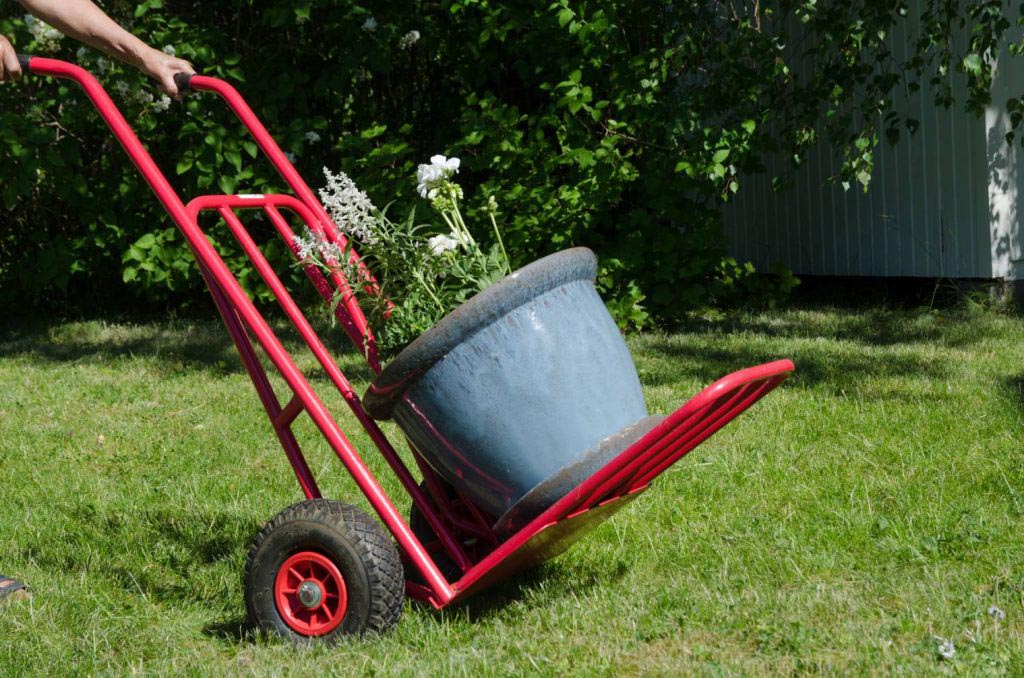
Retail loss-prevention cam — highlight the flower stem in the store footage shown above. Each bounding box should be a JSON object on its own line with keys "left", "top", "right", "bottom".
{"left": 450, "top": 198, "right": 476, "bottom": 248}
{"left": 415, "top": 270, "right": 446, "bottom": 313}
{"left": 489, "top": 212, "right": 511, "bottom": 274}
{"left": 440, "top": 211, "right": 467, "bottom": 249}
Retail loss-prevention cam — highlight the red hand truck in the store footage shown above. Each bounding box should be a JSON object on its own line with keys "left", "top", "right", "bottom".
{"left": 13, "top": 55, "right": 794, "bottom": 642}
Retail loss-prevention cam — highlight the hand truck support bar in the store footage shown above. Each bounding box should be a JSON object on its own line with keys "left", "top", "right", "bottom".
{"left": 20, "top": 56, "right": 455, "bottom": 605}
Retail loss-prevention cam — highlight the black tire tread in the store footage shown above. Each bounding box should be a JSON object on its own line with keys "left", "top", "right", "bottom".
{"left": 244, "top": 499, "right": 404, "bottom": 638}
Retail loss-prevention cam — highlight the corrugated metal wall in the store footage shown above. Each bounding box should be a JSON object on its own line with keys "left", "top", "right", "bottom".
{"left": 723, "top": 10, "right": 1020, "bottom": 280}
{"left": 988, "top": 31, "right": 1024, "bottom": 279}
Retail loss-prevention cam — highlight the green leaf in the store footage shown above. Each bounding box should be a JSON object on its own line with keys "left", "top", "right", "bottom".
{"left": 219, "top": 176, "right": 238, "bottom": 194}
{"left": 224, "top": 149, "right": 243, "bottom": 172}
{"left": 360, "top": 125, "right": 387, "bottom": 140}
{"left": 963, "top": 53, "right": 983, "bottom": 75}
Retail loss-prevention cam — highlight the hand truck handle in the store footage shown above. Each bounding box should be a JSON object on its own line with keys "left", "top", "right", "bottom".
{"left": 19, "top": 53, "right": 194, "bottom": 97}
{"left": 19, "top": 55, "right": 381, "bottom": 367}
{"left": 173, "top": 71, "right": 193, "bottom": 94}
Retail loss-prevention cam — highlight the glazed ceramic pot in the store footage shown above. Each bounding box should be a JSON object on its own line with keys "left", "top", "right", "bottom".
{"left": 362, "top": 248, "right": 660, "bottom": 534}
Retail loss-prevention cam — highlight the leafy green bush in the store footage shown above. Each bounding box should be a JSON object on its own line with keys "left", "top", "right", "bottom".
{"left": 0, "top": 1, "right": 1017, "bottom": 323}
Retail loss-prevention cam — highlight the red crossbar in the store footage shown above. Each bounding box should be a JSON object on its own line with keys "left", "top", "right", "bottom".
{"left": 565, "top": 360, "right": 794, "bottom": 514}
{"left": 443, "top": 359, "right": 794, "bottom": 601}
{"left": 19, "top": 57, "right": 795, "bottom": 609}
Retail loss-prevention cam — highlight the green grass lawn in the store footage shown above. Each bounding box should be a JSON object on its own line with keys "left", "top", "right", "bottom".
{"left": 1, "top": 305, "right": 1022, "bottom": 674}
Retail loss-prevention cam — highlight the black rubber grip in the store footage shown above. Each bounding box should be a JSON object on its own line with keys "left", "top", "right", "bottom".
{"left": 173, "top": 72, "right": 194, "bottom": 93}
{"left": 16, "top": 54, "right": 32, "bottom": 71}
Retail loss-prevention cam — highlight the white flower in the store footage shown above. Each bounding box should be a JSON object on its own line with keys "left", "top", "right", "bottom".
{"left": 24, "top": 15, "right": 63, "bottom": 52}
{"left": 320, "top": 241, "right": 345, "bottom": 263}
{"left": 304, "top": 131, "right": 321, "bottom": 143}
{"left": 294, "top": 228, "right": 342, "bottom": 262}
{"left": 433, "top": 154, "right": 460, "bottom": 174}
{"left": 152, "top": 95, "right": 172, "bottom": 112}
{"left": 114, "top": 81, "right": 130, "bottom": 96}
{"left": 162, "top": 45, "right": 177, "bottom": 56}
{"left": 428, "top": 234, "right": 459, "bottom": 256}
{"left": 416, "top": 154, "right": 460, "bottom": 198}
{"left": 361, "top": 17, "right": 378, "bottom": 32}
{"left": 284, "top": 151, "right": 297, "bottom": 162}
{"left": 988, "top": 605, "right": 1006, "bottom": 621}
{"left": 76, "top": 46, "right": 89, "bottom": 61}
{"left": 294, "top": 231, "right": 316, "bottom": 260}
{"left": 398, "top": 30, "right": 420, "bottom": 50}
{"left": 96, "top": 57, "right": 111, "bottom": 73}
{"left": 319, "top": 168, "right": 380, "bottom": 245}
{"left": 935, "top": 637, "right": 956, "bottom": 660}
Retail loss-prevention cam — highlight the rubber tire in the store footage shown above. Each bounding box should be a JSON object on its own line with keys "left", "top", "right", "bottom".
{"left": 244, "top": 499, "right": 404, "bottom": 643}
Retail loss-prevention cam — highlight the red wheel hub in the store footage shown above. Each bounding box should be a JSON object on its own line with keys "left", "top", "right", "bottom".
{"left": 274, "top": 551, "right": 348, "bottom": 636}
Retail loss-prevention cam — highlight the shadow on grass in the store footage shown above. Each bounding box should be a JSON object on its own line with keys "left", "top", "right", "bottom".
{"left": 671, "top": 306, "right": 1000, "bottom": 349}
{"left": 0, "top": 305, "right": 989, "bottom": 392}
{"left": 198, "top": 561, "right": 604, "bottom": 644}
{"left": 637, "top": 338, "right": 951, "bottom": 393}
{"left": 197, "top": 552, "right": 624, "bottom": 644}
{"left": 429, "top": 553, "right": 628, "bottom": 625}
{"left": 1001, "top": 373, "right": 1024, "bottom": 413}
{"left": 17, "top": 504, "right": 257, "bottom": 606}
{"left": 204, "top": 617, "right": 254, "bottom": 643}
{"left": 0, "top": 314, "right": 375, "bottom": 383}
{"left": 0, "top": 320, "right": 240, "bottom": 375}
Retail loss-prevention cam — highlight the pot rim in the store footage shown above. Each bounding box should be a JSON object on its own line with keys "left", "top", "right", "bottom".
{"left": 362, "top": 247, "right": 598, "bottom": 419}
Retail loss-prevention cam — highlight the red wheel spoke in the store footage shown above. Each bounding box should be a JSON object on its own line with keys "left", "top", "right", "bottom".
{"left": 275, "top": 551, "right": 349, "bottom": 637}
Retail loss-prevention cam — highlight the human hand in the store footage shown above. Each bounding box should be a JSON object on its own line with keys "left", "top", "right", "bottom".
{"left": 0, "top": 35, "right": 22, "bottom": 83}
{"left": 139, "top": 47, "right": 192, "bottom": 97}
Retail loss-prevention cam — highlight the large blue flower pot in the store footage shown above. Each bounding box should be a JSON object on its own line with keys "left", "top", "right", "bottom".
{"left": 363, "top": 248, "right": 659, "bottom": 534}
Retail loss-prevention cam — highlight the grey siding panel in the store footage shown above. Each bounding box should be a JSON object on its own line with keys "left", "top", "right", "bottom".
{"left": 722, "top": 4, "right": 1021, "bottom": 280}
{"left": 723, "top": 73, "right": 994, "bottom": 280}
{"left": 719, "top": 0, "right": 1024, "bottom": 280}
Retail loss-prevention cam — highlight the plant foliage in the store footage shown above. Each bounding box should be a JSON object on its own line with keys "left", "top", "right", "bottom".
{"left": 0, "top": 1, "right": 1020, "bottom": 322}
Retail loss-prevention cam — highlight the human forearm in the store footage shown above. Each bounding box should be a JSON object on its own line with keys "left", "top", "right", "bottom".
{"left": 17, "top": 0, "right": 193, "bottom": 95}
{"left": 18, "top": 0, "right": 150, "bottom": 69}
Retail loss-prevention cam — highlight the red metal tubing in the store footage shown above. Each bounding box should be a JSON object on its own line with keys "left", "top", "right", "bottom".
{"left": 628, "top": 378, "right": 783, "bottom": 489}
{"left": 263, "top": 205, "right": 373, "bottom": 367}
{"left": 564, "top": 360, "right": 795, "bottom": 515}
{"left": 185, "top": 75, "right": 382, "bottom": 368}
{"left": 200, "top": 263, "right": 321, "bottom": 500}
{"left": 187, "top": 194, "right": 373, "bottom": 362}
{"left": 196, "top": 197, "right": 474, "bottom": 573}
{"left": 575, "top": 383, "right": 753, "bottom": 509}
{"left": 441, "top": 361, "right": 795, "bottom": 598}
{"left": 23, "top": 58, "right": 454, "bottom": 604}
{"left": 274, "top": 395, "right": 306, "bottom": 430}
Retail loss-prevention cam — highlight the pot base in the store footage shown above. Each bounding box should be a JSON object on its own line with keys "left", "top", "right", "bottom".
{"left": 492, "top": 415, "right": 666, "bottom": 536}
